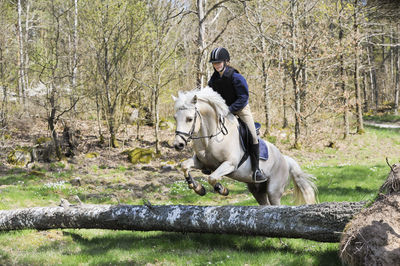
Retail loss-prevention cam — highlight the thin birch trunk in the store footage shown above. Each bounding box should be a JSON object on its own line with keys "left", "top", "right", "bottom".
{"left": 353, "top": 0, "right": 364, "bottom": 134}
{"left": 17, "top": 0, "right": 26, "bottom": 106}
{"left": 339, "top": 0, "right": 349, "bottom": 139}
{"left": 395, "top": 38, "right": 399, "bottom": 115}
{"left": 195, "top": 0, "right": 206, "bottom": 88}
{"left": 71, "top": 0, "right": 78, "bottom": 112}
{"left": 290, "top": 0, "right": 301, "bottom": 148}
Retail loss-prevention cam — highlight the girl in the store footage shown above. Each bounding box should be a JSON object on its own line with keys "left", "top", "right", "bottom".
{"left": 207, "top": 47, "right": 267, "bottom": 183}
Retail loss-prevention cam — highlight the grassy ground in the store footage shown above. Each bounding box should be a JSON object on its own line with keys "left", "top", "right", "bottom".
{"left": 0, "top": 125, "right": 399, "bottom": 265}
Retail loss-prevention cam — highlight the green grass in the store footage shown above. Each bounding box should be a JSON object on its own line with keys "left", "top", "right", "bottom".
{"left": 0, "top": 126, "right": 399, "bottom": 265}
{"left": 307, "top": 164, "right": 387, "bottom": 203}
{"left": 0, "top": 230, "right": 340, "bottom": 265}
{"left": 364, "top": 114, "right": 400, "bottom": 123}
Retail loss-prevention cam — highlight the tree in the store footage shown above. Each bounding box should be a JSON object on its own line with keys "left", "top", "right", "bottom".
{"left": 0, "top": 1, "right": 16, "bottom": 129}
{"left": 338, "top": 0, "right": 350, "bottom": 139}
{"left": 82, "top": 0, "right": 146, "bottom": 147}
{"left": 30, "top": 0, "right": 80, "bottom": 159}
{"left": 142, "top": 0, "right": 184, "bottom": 153}
{"left": 68, "top": 0, "right": 79, "bottom": 114}
{"left": 395, "top": 25, "right": 400, "bottom": 115}
{"left": 17, "top": 0, "right": 27, "bottom": 106}
{"left": 190, "top": 0, "right": 244, "bottom": 88}
{"left": 243, "top": 0, "right": 279, "bottom": 136}
{"left": 352, "top": 0, "right": 364, "bottom": 134}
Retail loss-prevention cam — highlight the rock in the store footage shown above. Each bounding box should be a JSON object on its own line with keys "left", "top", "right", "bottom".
{"left": 160, "top": 165, "right": 174, "bottom": 173}
{"left": 141, "top": 165, "right": 155, "bottom": 171}
{"left": 34, "top": 138, "right": 57, "bottom": 162}
{"left": 7, "top": 148, "right": 33, "bottom": 167}
{"left": 125, "top": 148, "right": 154, "bottom": 164}
{"left": 70, "top": 177, "right": 82, "bottom": 186}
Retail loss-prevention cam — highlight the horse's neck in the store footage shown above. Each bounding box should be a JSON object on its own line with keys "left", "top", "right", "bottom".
{"left": 198, "top": 103, "right": 219, "bottom": 137}
{"left": 196, "top": 102, "right": 238, "bottom": 146}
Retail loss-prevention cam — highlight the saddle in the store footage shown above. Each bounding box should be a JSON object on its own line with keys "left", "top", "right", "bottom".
{"left": 237, "top": 119, "right": 269, "bottom": 169}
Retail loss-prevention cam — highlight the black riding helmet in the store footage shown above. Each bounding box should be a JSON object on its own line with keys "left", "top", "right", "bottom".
{"left": 209, "top": 47, "right": 230, "bottom": 63}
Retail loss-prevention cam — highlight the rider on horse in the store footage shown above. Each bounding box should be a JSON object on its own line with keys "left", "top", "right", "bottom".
{"left": 207, "top": 47, "right": 268, "bottom": 183}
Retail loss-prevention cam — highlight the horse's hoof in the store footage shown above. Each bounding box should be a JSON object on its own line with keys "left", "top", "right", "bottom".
{"left": 214, "top": 183, "right": 229, "bottom": 196}
{"left": 195, "top": 185, "right": 206, "bottom": 196}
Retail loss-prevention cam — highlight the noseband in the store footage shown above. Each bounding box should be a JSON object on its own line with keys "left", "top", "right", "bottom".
{"left": 175, "top": 107, "right": 228, "bottom": 145}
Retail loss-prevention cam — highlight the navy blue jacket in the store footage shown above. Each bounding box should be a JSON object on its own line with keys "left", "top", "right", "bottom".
{"left": 207, "top": 66, "right": 249, "bottom": 113}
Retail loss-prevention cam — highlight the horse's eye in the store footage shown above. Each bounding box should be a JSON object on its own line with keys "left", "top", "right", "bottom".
{"left": 186, "top": 117, "right": 193, "bottom": 123}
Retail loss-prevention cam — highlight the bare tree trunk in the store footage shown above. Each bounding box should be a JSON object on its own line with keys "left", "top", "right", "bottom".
{"left": 195, "top": 0, "right": 206, "bottom": 88}
{"left": 280, "top": 48, "right": 288, "bottom": 129}
{"left": 0, "top": 86, "right": 7, "bottom": 128}
{"left": 0, "top": 201, "right": 365, "bottom": 243}
{"left": 282, "top": 74, "right": 288, "bottom": 129}
{"left": 0, "top": 44, "right": 7, "bottom": 128}
{"left": 367, "top": 44, "right": 378, "bottom": 111}
{"left": 154, "top": 85, "right": 160, "bottom": 154}
{"left": 136, "top": 89, "right": 141, "bottom": 140}
{"left": 95, "top": 92, "right": 104, "bottom": 143}
{"left": 362, "top": 72, "right": 368, "bottom": 112}
{"left": 290, "top": 0, "right": 301, "bottom": 148}
{"left": 17, "top": 0, "right": 26, "bottom": 106}
{"left": 353, "top": 0, "right": 364, "bottom": 134}
{"left": 262, "top": 60, "right": 270, "bottom": 136}
{"left": 339, "top": 0, "right": 349, "bottom": 139}
{"left": 70, "top": 0, "right": 78, "bottom": 113}
{"left": 48, "top": 85, "right": 62, "bottom": 160}
{"left": 395, "top": 33, "right": 399, "bottom": 115}
{"left": 24, "top": 0, "right": 30, "bottom": 96}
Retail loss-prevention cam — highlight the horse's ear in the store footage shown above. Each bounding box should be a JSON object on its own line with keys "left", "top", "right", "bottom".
{"left": 191, "top": 95, "right": 198, "bottom": 104}
{"left": 172, "top": 95, "right": 177, "bottom": 101}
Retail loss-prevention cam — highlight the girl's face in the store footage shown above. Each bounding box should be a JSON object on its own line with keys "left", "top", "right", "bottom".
{"left": 212, "top": 61, "right": 224, "bottom": 72}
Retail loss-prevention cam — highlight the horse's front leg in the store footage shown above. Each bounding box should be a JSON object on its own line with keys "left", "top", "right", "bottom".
{"left": 208, "top": 161, "right": 235, "bottom": 196}
{"left": 181, "top": 155, "right": 206, "bottom": 196}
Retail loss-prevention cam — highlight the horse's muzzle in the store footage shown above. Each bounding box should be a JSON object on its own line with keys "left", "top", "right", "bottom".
{"left": 174, "top": 142, "right": 185, "bottom": 151}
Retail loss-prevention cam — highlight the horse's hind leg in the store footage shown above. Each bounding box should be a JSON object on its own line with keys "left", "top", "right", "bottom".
{"left": 247, "top": 183, "right": 270, "bottom": 205}
{"left": 181, "top": 155, "right": 206, "bottom": 196}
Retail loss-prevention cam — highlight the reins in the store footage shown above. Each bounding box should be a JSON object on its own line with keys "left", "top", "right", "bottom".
{"left": 175, "top": 107, "right": 228, "bottom": 145}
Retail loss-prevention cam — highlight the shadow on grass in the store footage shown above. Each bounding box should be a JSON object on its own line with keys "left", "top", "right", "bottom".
{"left": 0, "top": 249, "right": 11, "bottom": 265}
{"left": 59, "top": 230, "right": 340, "bottom": 265}
{"left": 0, "top": 171, "right": 40, "bottom": 186}
{"left": 317, "top": 186, "right": 376, "bottom": 197}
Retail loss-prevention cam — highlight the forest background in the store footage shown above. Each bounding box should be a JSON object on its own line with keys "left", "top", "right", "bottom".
{"left": 0, "top": 0, "right": 399, "bottom": 156}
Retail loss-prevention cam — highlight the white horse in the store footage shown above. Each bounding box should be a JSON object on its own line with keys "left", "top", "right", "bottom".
{"left": 172, "top": 87, "right": 317, "bottom": 205}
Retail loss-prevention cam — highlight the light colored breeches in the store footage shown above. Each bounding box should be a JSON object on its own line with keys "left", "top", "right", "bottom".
{"left": 233, "top": 104, "right": 258, "bottom": 144}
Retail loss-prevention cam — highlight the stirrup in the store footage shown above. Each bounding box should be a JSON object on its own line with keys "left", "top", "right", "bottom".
{"left": 252, "top": 169, "right": 268, "bottom": 183}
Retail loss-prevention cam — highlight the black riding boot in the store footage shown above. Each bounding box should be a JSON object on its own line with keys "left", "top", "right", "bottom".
{"left": 250, "top": 143, "right": 268, "bottom": 183}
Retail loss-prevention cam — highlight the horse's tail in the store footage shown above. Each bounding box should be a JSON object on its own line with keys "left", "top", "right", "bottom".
{"left": 284, "top": 155, "right": 318, "bottom": 205}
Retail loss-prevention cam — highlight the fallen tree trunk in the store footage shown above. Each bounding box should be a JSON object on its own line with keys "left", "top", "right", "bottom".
{"left": 0, "top": 201, "right": 365, "bottom": 242}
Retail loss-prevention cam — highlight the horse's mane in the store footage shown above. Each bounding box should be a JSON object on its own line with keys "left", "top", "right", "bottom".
{"left": 174, "top": 87, "right": 230, "bottom": 117}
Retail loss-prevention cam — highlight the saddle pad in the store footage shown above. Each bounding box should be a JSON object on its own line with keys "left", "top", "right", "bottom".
{"left": 259, "top": 138, "right": 269, "bottom": 161}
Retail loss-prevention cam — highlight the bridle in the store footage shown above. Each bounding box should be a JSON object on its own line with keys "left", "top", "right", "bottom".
{"left": 175, "top": 107, "right": 228, "bottom": 146}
